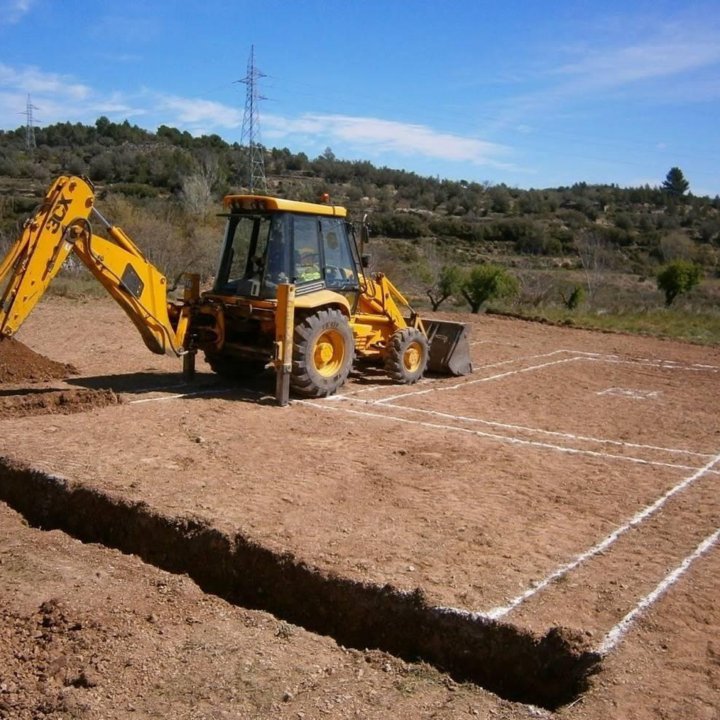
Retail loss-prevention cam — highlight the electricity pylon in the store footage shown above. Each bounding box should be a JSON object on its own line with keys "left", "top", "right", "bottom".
{"left": 237, "top": 45, "right": 267, "bottom": 193}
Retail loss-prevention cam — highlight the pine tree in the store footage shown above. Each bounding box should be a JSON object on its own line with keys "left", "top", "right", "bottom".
{"left": 662, "top": 167, "right": 689, "bottom": 197}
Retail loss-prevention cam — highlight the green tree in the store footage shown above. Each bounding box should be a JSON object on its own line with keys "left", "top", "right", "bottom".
{"left": 426, "top": 264, "right": 463, "bottom": 311}
{"left": 461, "top": 264, "right": 519, "bottom": 313}
{"left": 662, "top": 167, "right": 689, "bottom": 198}
{"left": 560, "top": 284, "right": 585, "bottom": 310}
{"left": 656, "top": 260, "right": 701, "bottom": 306}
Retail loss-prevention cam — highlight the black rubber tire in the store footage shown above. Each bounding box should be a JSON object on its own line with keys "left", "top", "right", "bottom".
{"left": 384, "top": 327, "right": 429, "bottom": 384}
{"left": 290, "top": 309, "right": 354, "bottom": 398}
{"left": 204, "top": 353, "right": 265, "bottom": 380}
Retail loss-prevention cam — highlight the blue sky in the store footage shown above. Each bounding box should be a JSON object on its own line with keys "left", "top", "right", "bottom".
{"left": 1, "top": 0, "right": 719, "bottom": 196}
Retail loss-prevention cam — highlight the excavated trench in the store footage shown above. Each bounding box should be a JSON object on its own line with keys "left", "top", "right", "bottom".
{"left": 0, "top": 458, "right": 601, "bottom": 710}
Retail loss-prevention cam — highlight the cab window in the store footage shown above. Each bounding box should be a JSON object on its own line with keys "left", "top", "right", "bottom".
{"left": 292, "top": 216, "right": 322, "bottom": 284}
{"left": 321, "top": 218, "right": 358, "bottom": 289}
{"left": 215, "top": 215, "right": 269, "bottom": 295}
{"left": 260, "top": 215, "right": 291, "bottom": 298}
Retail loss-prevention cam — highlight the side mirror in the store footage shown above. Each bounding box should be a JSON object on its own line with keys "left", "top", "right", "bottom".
{"left": 361, "top": 254, "right": 371, "bottom": 269}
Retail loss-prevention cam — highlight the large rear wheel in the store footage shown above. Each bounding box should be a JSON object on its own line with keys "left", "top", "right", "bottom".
{"left": 291, "top": 309, "right": 354, "bottom": 398}
{"left": 384, "top": 327, "right": 428, "bottom": 384}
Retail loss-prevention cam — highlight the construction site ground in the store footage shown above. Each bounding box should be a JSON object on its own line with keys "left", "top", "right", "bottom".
{"left": 1, "top": 295, "right": 719, "bottom": 719}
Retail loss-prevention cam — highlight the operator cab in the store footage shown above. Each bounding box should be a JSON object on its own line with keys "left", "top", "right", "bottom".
{"left": 215, "top": 196, "right": 361, "bottom": 303}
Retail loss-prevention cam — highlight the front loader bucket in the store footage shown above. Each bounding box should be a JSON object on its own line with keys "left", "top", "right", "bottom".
{"left": 423, "top": 319, "right": 472, "bottom": 376}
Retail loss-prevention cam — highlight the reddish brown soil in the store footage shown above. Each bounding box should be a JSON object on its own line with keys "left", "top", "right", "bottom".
{"left": 0, "top": 388, "right": 119, "bottom": 419}
{"left": 1, "top": 296, "right": 719, "bottom": 719}
{"left": 0, "top": 337, "right": 75, "bottom": 383}
{"left": 0, "top": 337, "right": 117, "bottom": 418}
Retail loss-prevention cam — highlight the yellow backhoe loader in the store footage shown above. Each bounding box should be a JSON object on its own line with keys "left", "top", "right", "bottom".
{"left": 0, "top": 175, "right": 471, "bottom": 404}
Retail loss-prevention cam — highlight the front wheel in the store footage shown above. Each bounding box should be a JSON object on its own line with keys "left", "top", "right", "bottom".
{"left": 384, "top": 327, "right": 428, "bottom": 384}
{"left": 291, "top": 309, "right": 354, "bottom": 398}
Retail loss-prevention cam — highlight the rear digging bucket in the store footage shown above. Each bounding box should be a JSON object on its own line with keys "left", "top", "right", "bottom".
{"left": 424, "top": 319, "right": 472, "bottom": 376}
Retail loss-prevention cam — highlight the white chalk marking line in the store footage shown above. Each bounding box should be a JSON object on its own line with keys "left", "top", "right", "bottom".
{"left": 692, "top": 362, "right": 720, "bottom": 370}
{"left": 121, "top": 381, "right": 196, "bottom": 394}
{"left": 567, "top": 351, "right": 720, "bottom": 372}
{"left": 334, "top": 348, "right": 718, "bottom": 402}
{"left": 332, "top": 350, "right": 717, "bottom": 462}
{"left": 469, "top": 340, "right": 521, "bottom": 347}
{"left": 374, "top": 356, "right": 585, "bottom": 404}
{"left": 336, "top": 349, "right": 577, "bottom": 399}
{"left": 340, "top": 366, "right": 712, "bottom": 462}
{"left": 596, "top": 387, "right": 660, "bottom": 400}
{"left": 480, "top": 452, "right": 720, "bottom": 620}
{"left": 336, "top": 396, "right": 715, "bottom": 461}
{"left": 128, "top": 386, "right": 253, "bottom": 404}
{"left": 300, "top": 400, "right": 708, "bottom": 472}
{"left": 616, "top": 358, "right": 720, "bottom": 372}
{"left": 349, "top": 350, "right": 717, "bottom": 405}
{"left": 597, "top": 526, "right": 720, "bottom": 655}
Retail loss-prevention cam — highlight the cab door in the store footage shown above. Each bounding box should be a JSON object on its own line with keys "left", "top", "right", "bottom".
{"left": 319, "top": 217, "right": 360, "bottom": 309}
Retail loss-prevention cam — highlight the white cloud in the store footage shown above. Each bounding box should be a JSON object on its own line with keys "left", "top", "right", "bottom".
{"left": 543, "top": 13, "right": 720, "bottom": 106}
{"left": 555, "top": 38, "right": 720, "bottom": 88}
{"left": 0, "top": 63, "right": 90, "bottom": 100}
{"left": 487, "top": 17, "right": 720, "bottom": 129}
{"left": 0, "top": 63, "right": 244, "bottom": 134}
{"left": 264, "top": 113, "right": 514, "bottom": 169}
{"left": 156, "top": 94, "right": 243, "bottom": 131}
{"left": 0, "top": 61, "right": 516, "bottom": 176}
{"left": 0, "top": 65, "right": 153, "bottom": 130}
{"left": 0, "top": 62, "right": 514, "bottom": 172}
{"left": 0, "top": 0, "right": 35, "bottom": 25}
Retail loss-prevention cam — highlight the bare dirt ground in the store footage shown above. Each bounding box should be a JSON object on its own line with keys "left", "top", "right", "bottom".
{"left": 1, "top": 296, "right": 719, "bottom": 719}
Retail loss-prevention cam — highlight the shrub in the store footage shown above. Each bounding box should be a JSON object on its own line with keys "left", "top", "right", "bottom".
{"left": 561, "top": 284, "right": 585, "bottom": 310}
{"left": 461, "top": 264, "right": 519, "bottom": 313}
{"left": 656, "top": 260, "right": 702, "bottom": 306}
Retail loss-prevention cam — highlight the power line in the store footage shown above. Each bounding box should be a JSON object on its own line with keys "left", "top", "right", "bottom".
{"left": 236, "top": 45, "right": 267, "bottom": 193}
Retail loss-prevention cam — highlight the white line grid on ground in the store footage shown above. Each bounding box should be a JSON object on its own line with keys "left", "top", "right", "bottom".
{"left": 123, "top": 348, "right": 717, "bottom": 474}
{"left": 335, "top": 349, "right": 720, "bottom": 405}
{"left": 477, "top": 451, "right": 720, "bottom": 621}
{"left": 304, "top": 347, "right": 720, "bottom": 644}
{"left": 332, "top": 398, "right": 714, "bottom": 464}
{"left": 303, "top": 399, "right": 712, "bottom": 473}
{"left": 310, "top": 348, "right": 719, "bottom": 472}
{"left": 597, "top": 525, "right": 720, "bottom": 655}
{"left": 82, "top": 345, "right": 720, "bottom": 655}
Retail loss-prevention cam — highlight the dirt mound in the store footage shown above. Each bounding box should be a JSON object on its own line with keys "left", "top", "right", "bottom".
{"left": 0, "top": 599, "right": 105, "bottom": 717}
{"left": 0, "top": 337, "right": 76, "bottom": 383}
{"left": 0, "top": 388, "right": 120, "bottom": 419}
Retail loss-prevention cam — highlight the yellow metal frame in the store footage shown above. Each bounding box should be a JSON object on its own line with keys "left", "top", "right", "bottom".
{"left": 0, "top": 175, "right": 192, "bottom": 355}
{"left": 0, "top": 177, "right": 459, "bottom": 404}
{"left": 350, "top": 272, "right": 424, "bottom": 359}
{"left": 223, "top": 194, "right": 347, "bottom": 217}
{"left": 273, "top": 283, "right": 296, "bottom": 405}
{"left": 214, "top": 195, "right": 416, "bottom": 366}
{"left": 1, "top": 176, "right": 94, "bottom": 337}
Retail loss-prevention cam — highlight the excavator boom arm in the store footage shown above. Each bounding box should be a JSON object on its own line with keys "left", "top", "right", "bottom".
{"left": 1, "top": 176, "right": 93, "bottom": 337}
{"left": 0, "top": 176, "right": 191, "bottom": 355}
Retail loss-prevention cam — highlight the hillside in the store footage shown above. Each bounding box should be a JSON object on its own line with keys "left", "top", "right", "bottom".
{"left": 1, "top": 117, "right": 719, "bottom": 341}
